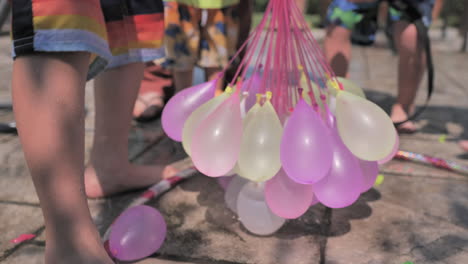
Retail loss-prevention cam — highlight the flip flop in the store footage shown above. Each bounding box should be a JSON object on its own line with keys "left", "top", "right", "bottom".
{"left": 133, "top": 63, "right": 173, "bottom": 123}
{"left": 0, "top": 103, "right": 13, "bottom": 110}
{"left": 394, "top": 120, "right": 418, "bottom": 134}
{"left": 0, "top": 122, "right": 17, "bottom": 134}
{"left": 133, "top": 92, "right": 165, "bottom": 123}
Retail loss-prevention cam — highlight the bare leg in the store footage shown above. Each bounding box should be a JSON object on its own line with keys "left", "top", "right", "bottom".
{"left": 324, "top": 25, "right": 352, "bottom": 77}
{"left": 459, "top": 140, "right": 468, "bottom": 152}
{"left": 173, "top": 69, "right": 194, "bottom": 93}
{"left": 295, "top": 0, "right": 307, "bottom": 14}
{"left": 85, "top": 63, "right": 169, "bottom": 198}
{"left": 392, "top": 21, "right": 425, "bottom": 133}
{"left": 12, "top": 53, "right": 113, "bottom": 264}
{"left": 205, "top": 67, "right": 224, "bottom": 95}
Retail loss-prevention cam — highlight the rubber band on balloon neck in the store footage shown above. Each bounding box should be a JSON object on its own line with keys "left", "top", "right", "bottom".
{"left": 297, "top": 88, "right": 304, "bottom": 99}
{"left": 256, "top": 93, "right": 262, "bottom": 104}
{"left": 325, "top": 73, "right": 343, "bottom": 91}
{"left": 225, "top": 86, "right": 234, "bottom": 94}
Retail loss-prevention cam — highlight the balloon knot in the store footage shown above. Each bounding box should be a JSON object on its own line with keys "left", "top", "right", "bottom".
{"left": 338, "top": 82, "right": 344, "bottom": 90}
{"left": 298, "top": 88, "right": 304, "bottom": 99}
{"left": 225, "top": 86, "right": 234, "bottom": 94}
{"left": 256, "top": 93, "right": 263, "bottom": 104}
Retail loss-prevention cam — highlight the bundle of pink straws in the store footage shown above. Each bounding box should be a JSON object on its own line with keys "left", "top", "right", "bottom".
{"left": 161, "top": 0, "right": 399, "bottom": 235}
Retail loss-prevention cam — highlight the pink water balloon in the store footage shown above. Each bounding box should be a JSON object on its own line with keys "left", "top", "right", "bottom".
{"left": 109, "top": 205, "right": 167, "bottom": 261}
{"left": 280, "top": 99, "right": 333, "bottom": 184}
{"left": 225, "top": 175, "right": 249, "bottom": 213}
{"left": 237, "top": 182, "right": 286, "bottom": 235}
{"left": 162, "top": 79, "right": 216, "bottom": 141}
{"left": 265, "top": 169, "right": 314, "bottom": 219}
{"left": 242, "top": 71, "right": 262, "bottom": 113}
{"left": 191, "top": 92, "right": 243, "bottom": 177}
{"left": 310, "top": 194, "right": 319, "bottom": 206}
{"left": 217, "top": 176, "right": 234, "bottom": 191}
{"left": 378, "top": 133, "right": 400, "bottom": 165}
{"left": 312, "top": 128, "right": 364, "bottom": 208}
{"left": 359, "top": 159, "right": 379, "bottom": 193}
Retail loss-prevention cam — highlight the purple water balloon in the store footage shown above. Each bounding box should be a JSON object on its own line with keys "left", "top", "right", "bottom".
{"left": 280, "top": 99, "right": 333, "bottom": 184}
{"left": 310, "top": 194, "right": 319, "bottom": 206}
{"left": 312, "top": 128, "right": 364, "bottom": 209}
{"left": 217, "top": 176, "right": 234, "bottom": 191}
{"left": 378, "top": 133, "right": 400, "bottom": 165}
{"left": 109, "top": 205, "right": 167, "bottom": 261}
{"left": 162, "top": 79, "right": 216, "bottom": 141}
{"left": 265, "top": 169, "right": 315, "bottom": 219}
{"left": 359, "top": 159, "right": 379, "bottom": 193}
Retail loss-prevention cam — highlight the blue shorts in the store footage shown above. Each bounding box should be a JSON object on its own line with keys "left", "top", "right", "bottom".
{"left": 326, "top": 0, "right": 434, "bottom": 44}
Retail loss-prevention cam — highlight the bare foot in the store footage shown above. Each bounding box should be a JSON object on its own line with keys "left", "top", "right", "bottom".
{"left": 459, "top": 140, "right": 468, "bottom": 152}
{"left": 391, "top": 103, "right": 417, "bottom": 134}
{"left": 46, "top": 248, "right": 114, "bottom": 264}
{"left": 45, "top": 225, "right": 114, "bottom": 264}
{"left": 133, "top": 92, "right": 164, "bottom": 122}
{"left": 85, "top": 160, "right": 178, "bottom": 198}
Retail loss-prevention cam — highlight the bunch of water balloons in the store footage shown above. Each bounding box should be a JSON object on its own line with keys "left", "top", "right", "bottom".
{"left": 162, "top": 0, "right": 399, "bottom": 235}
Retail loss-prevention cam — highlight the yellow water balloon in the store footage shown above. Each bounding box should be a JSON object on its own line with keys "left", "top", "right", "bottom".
{"left": 182, "top": 89, "right": 232, "bottom": 156}
{"left": 238, "top": 95, "right": 283, "bottom": 182}
{"left": 328, "top": 77, "right": 366, "bottom": 98}
{"left": 243, "top": 95, "right": 262, "bottom": 127}
{"left": 298, "top": 70, "right": 330, "bottom": 109}
{"left": 336, "top": 91, "right": 397, "bottom": 161}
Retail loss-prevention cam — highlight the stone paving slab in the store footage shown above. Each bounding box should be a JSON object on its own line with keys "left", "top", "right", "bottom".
{"left": 151, "top": 174, "right": 325, "bottom": 264}
{"left": 3, "top": 245, "right": 44, "bottom": 264}
{"left": 0, "top": 135, "right": 39, "bottom": 204}
{"left": 0, "top": 204, "right": 43, "bottom": 259}
{"left": 2, "top": 30, "right": 468, "bottom": 264}
{"left": 326, "top": 197, "right": 468, "bottom": 264}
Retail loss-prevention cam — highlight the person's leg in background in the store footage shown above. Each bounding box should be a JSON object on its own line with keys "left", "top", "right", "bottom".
{"left": 237, "top": 0, "right": 253, "bottom": 60}
{"left": 295, "top": 0, "right": 308, "bottom": 14}
{"left": 223, "top": 0, "right": 253, "bottom": 86}
{"left": 389, "top": 0, "right": 436, "bottom": 133}
{"left": 132, "top": 61, "right": 174, "bottom": 122}
{"left": 85, "top": 0, "right": 170, "bottom": 198}
{"left": 201, "top": 5, "right": 240, "bottom": 93}
{"left": 324, "top": 24, "right": 353, "bottom": 78}
{"left": 390, "top": 20, "right": 425, "bottom": 132}
{"left": 432, "top": 0, "right": 444, "bottom": 22}
{"left": 165, "top": 2, "right": 199, "bottom": 93}
{"left": 85, "top": 63, "right": 170, "bottom": 198}
{"left": 324, "top": 0, "right": 368, "bottom": 77}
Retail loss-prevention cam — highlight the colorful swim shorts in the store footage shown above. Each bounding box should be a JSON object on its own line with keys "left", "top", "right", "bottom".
{"left": 11, "top": 0, "right": 165, "bottom": 79}
{"left": 163, "top": 1, "right": 239, "bottom": 71}
{"left": 326, "top": 0, "right": 434, "bottom": 44}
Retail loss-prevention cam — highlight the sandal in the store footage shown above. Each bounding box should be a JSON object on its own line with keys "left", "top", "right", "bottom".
{"left": 133, "top": 62, "right": 174, "bottom": 123}
{"left": 394, "top": 120, "right": 418, "bottom": 134}
{"left": 0, "top": 122, "right": 17, "bottom": 134}
{"left": 133, "top": 92, "right": 165, "bottom": 123}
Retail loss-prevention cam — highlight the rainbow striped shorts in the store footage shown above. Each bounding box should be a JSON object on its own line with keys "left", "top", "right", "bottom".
{"left": 11, "top": 0, "right": 165, "bottom": 79}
